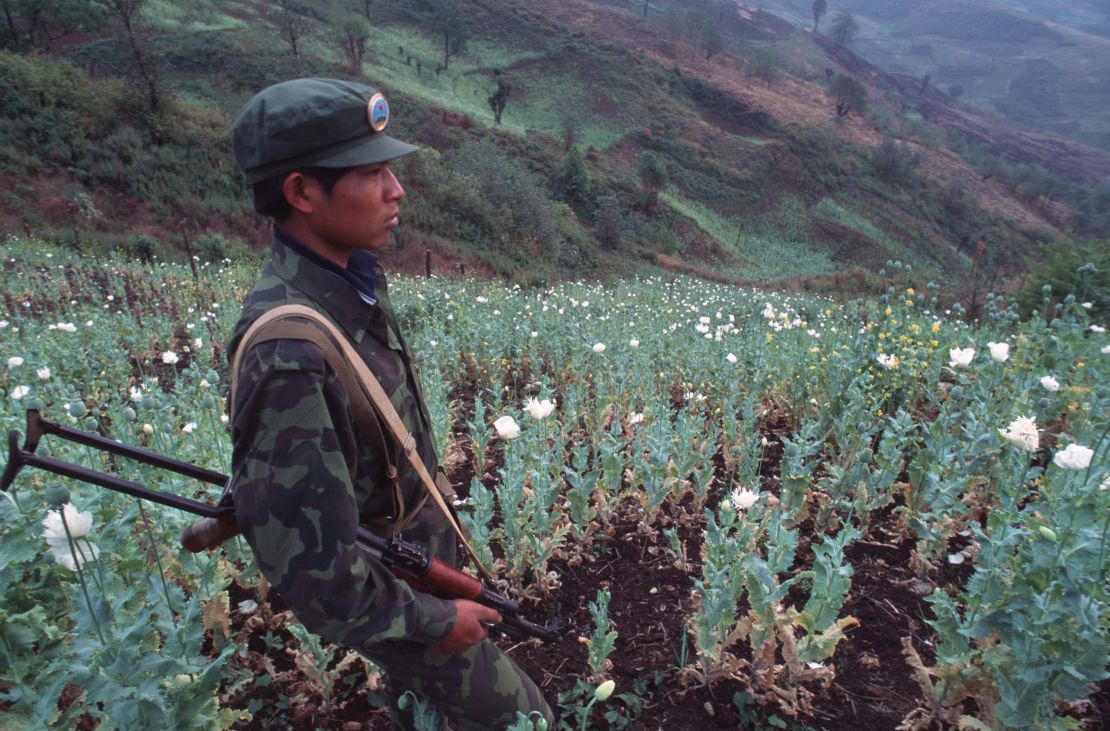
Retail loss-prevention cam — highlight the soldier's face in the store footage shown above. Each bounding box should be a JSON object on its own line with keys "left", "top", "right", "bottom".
{"left": 312, "top": 162, "right": 405, "bottom": 254}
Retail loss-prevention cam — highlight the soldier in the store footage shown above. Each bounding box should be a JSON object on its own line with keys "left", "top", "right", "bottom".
{"left": 227, "top": 78, "right": 553, "bottom": 730}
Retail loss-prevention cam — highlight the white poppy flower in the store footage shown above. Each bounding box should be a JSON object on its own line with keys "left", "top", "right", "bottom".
{"left": 592, "top": 342, "right": 606, "bottom": 353}
{"left": 7, "top": 356, "right": 23, "bottom": 368}
{"left": 42, "top": 503, "right": 94, "bottom": 544}
{"left": 161, "top": 351, "right": 179, "bottom": 365}
{"left": 987, "top": 342, "right": 1009, "bottom": 362}
{"left": 1053, "top": 444, "right": 1093, "bottom": 470}
{"left": 1040, "top": 375, "right": 1060, "bottom": 392}
{"left": 524, "top": 398, "right": 555, "bottom": 420}
{"left": 51, "top": 541, "right": 99, "bottom": 571}
{"left": 729, "top": 487, "right": 760, "bottom": 511}
{"left": 36, "top": 367, "right": 50, "bottom": 379}
{"left": 10, "top": 385, "right": 29, "bottom": 399}
{"left": 998, "top": 415, "right": 1039, "bottom": 452}
{"left": 948, "top": 347, "right": 975, "bottom": 367}
{"left": 493, "top": 415, "right": 521, "bottom": 440}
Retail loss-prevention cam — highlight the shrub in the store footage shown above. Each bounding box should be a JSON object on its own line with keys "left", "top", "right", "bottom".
{"left": 558, "top": 148, "right": 592, "bottom": 212}
{"left": 124, "top": 233, "right": 160, "bottom": 262}
{"left": 744, "top": 47, "right": 781, "bottom": 85}
{"left": 193, "top": 233, "right": 246, "bottom": 263}
{"left": 1014, "top": 237, "right": 1110, "bottom": 320}
{"left": 870, "top": 139, "right": 920, "bottom": 184}
{"left": 829, "top": 74, "right": 867, "bottom": 118}
{"left": 0, "top": 50, "right": 246, "bottom": 220}
{"left": 594, "top": 195, "right": 625, "bottom": 248}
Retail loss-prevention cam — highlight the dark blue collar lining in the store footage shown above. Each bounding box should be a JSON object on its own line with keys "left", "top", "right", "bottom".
{"left": 274, "top": 228, "right": 380, "bottom": 303}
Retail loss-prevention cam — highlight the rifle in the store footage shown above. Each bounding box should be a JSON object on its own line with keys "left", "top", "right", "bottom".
{"left": 2, "top": 409, "right": 569, "bottom": 643}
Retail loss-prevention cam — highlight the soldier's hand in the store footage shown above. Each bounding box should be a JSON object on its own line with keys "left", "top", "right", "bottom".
{"left": 427, "top": 599, "right": 501, "bottom": 655}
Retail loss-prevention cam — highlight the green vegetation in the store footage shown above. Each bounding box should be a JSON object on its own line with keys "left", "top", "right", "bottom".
{"left": 0, "top": 238, "right": 1105, "bottom": 729}
{"left": 0, "top": 49, "right": 244, "bottom": 228}
{"left": 1014, "top": 237, "right": 1110, "bottom": 321}
{"left": 951, "top": 137, "right": 1110, "bottom": 238}
{"left": 0, "top": 0, "right": 1083, "bottom": 292}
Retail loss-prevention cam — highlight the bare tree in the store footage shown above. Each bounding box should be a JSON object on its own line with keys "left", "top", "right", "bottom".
{"left": 1, "top": 0, "right": 103, "bottom": 52}
{"left": 701, "top": 25, "right": 725, "bottom": 59}
{"left": 275, "top": 0, "right": 303, "bottom": 63}
{"left": 682, "top": 8, "right": 705, "bottom": 41}
{"left": 339, "top": 12, "right": 369, "bottom": 71}
{"left": 92, "top": 0, "right": 159, "bottom": 110}
{"left": 829, "top": 10, "right": 858, "bottom": 49}
{"left": 425, "top": 0, "right": 465, "bottom": 71}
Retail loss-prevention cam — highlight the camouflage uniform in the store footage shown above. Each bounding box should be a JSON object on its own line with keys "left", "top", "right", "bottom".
{"left": 229, "top": 235, "right": 553, "bottom": 729}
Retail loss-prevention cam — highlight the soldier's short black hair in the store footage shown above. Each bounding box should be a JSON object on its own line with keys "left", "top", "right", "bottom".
{"left": 251, "top": 166, "right": 352, "bottom": 220}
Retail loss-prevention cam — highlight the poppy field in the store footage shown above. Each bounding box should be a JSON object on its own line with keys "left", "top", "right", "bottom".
{"left": 0, "top": 238, "right": 1107, "bottom": 730}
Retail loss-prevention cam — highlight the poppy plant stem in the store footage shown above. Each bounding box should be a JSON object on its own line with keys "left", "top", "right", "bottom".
{"left": 137, "top": 501, "right": 177, "bottom": 618}
{"left": 60, "top": 509, "right": 106, "bottom": 645}
{"left": 967, "top": 455, "right": 1030, "bottom": 628}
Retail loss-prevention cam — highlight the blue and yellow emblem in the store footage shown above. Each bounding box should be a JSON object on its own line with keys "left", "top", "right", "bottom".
{"left": 368, "top": 93, "right": 389, "bottom": 132}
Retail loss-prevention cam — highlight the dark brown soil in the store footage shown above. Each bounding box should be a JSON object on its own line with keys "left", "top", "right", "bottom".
{"left": 216, "top": 424, "right": 1110, "bottom": 731}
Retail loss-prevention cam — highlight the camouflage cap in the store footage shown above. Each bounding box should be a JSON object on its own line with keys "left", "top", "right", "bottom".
{"left": 232, "top": 78, "right": 419, "bottom": 183}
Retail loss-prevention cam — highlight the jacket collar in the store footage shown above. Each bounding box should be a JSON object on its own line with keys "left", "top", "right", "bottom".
{"left": 269, "top": 229, "right": 387, "bottom": 344}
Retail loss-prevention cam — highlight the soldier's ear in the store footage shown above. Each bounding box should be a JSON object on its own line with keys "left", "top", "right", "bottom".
{"left": 282, "top": 172, "right": 322, "bottom": 216}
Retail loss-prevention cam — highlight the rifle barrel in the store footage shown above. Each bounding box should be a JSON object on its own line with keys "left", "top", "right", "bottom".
{"left": 13, "top": 448, "right": 227, "bottom": 519}
{"left": 29, "top": 411, "right": 226, "bottom": 486}
{"left": 4, "top": 410, "right": 570, "bottom": 643}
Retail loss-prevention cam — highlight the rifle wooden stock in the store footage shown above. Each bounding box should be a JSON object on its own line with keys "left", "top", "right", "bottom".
{"left": 180, "top": 515, "right": 241, "bottom": 553}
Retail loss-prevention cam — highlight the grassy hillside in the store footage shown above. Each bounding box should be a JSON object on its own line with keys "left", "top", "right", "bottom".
{"left": 0, "top": 0, "right": 1081, "bottom": 293}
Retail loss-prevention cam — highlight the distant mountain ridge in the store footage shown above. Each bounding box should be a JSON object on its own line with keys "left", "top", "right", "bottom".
{"left": 751, "top": 0, "right": 1110, "bottom": 151}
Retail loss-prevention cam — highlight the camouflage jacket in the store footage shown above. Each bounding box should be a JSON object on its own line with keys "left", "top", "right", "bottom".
{"left": 227, "top": 235, "right": 456, "bottom": 649}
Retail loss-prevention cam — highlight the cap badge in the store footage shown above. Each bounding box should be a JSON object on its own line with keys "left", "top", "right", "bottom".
{"left": 368, "top": 93, "right": 389, "bottom": 132}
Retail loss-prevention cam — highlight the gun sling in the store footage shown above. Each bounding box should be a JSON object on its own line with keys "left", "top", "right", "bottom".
{"left": 231, "top": 304, "right": 493, "bottom": 582}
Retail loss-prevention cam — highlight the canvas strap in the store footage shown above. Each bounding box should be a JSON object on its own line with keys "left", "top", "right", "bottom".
{"left": 230, "top": 304, "right": 493, "bottom": 582}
